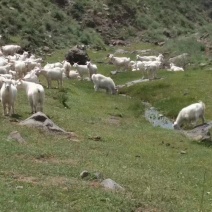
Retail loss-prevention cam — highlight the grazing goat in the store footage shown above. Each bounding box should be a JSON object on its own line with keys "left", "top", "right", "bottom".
{"left": 16, "top": 79, "right": 44, "bottom": 113}
{"left": 173, "top": 101, "right": 205, "bottom": 130}
{"left": 73, "top": 63, "right": 89, "bottom": 80}
{"left": 91, "top": 74, "right": 117, "bottom": 95}
{"left": 0, "top": 79, "right": 17, "bottom": 116}
{"left": 38, "top": 68, "right": 64, "bottom": 89}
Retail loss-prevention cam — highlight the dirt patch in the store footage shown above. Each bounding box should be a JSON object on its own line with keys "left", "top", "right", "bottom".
{"left": 34, "top": 157, "right": 78, "bottom": 166}
{"left": 13, "top": 173, "right": 72, "bottom": 188}
{"left": 135, "top": 206, "right": 161, "bottom": 212}
{"left": 43, "top": 176, "right": 70, "bottom": 187}
{"left": 16, "top": 176, "right": 39, "bottom": 185}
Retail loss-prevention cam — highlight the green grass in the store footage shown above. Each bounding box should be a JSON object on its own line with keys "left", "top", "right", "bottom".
{"left": 0, "top": 46, "right": 212, "bottom": 211}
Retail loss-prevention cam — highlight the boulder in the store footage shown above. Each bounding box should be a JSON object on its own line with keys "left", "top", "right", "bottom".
{"left": 19, "top": 112, "right": 69, "bottom": 134}
{"left": 65, "top": 45, "right": 90, "bottom": 65}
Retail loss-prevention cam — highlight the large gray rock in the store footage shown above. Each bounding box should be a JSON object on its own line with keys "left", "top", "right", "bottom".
{"left": 182, "top": 122, "right": 212, "bottom": 142}
{"left": 19, "top": 112, "right": 69, "bottom": 134}
{"left": 65, "top": 45, "right": 90, "bottom": 65}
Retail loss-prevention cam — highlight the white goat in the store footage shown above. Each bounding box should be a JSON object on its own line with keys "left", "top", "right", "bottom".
{"left": 91, "top": 74, "right": 117, "bottom": 95}
{"left": 86, "top": 61, "right": 97, "bottom": 79}
{"left": 136, "top": 53, "right": 164, "bottom": 62}
{"left": 144, "top": 60, "right": 162, "bottom": 80}
{"left": 13, "top": 61, "right": 29, "bottom": 78}
{"left": 16, "top": 79, "right": 45, "bottom": 113}
{"left": 44, "top": 62, "right": 63, "bottom": 69}
{"left": 108, "top": 54, "right": 130, "bottom": 71}
{"left": 169, "top": 63, "right": 184, "bottom": 72}
{"left": 0, "top": 74, "right": 13, "bottom": 79}
{"left": 62, "top": 60, "right": 72, "bottom": 78}
{"left": 73, "top": 63, "right": 89, "bottom": 80}
{"left": 0, "top": 57, "right": 9, "bottom": 66}
{"left": 23, "top": 69, "right": 40, "bottom": 84}
{"left": 0, "top": 63, "right": 14, "bottom": 74}
{"left": 68, "top": 70, "right": 81, "bottom": 79}
{"left": 38, "top": 67, "right": 64, "bottom": 88}
{"left": 0, "top": 79, "right": 17, "bottom": 116}
{"left": 1, "top": 45, "right": 21, "bottom": 56}
{"left": 173, "top": 101, "right": 205, "bottom": 129}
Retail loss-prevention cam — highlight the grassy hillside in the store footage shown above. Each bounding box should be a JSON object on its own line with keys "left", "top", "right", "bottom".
{"left": 0, "top": 0, "right": 212, "bottom": 53}
{"left": 0, "top": 45, "right": 212, "bottom": 211}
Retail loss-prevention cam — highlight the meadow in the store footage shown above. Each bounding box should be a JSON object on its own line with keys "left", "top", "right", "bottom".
{"left": 0, "top": 42, "right": 212, "bottom": 212}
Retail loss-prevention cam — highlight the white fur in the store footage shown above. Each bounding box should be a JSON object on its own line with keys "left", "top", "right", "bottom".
{"left": 108, "top": 54, "right": 130, "bottom": 71}
{"left": 38, "top": 67, "right": 64, "bottom": 88}
{"left": 73, "top": 63, "right": 89, "bottom": 80}
{"left": 91, "top": 74, "right": 117, "bottom": 95}
{"left": 173, "top": 101, "right": 205, "bottom": 129}
{"left": 0, "top": 79, "right": 17, "bottom": 116}
{"left": 1, "top": 45, "right": 21, "bottom": 56}
{"left": 23, "top": 69, "right": 40, "bottom": 84}
{"left": 86, "top": 61, "right": 97, "bottom": 79}
{"left": 136, "top": 53, "right": 164, "bottom": 62}
{"left": 170, "top": 63, "right": 184, "bottom": 72}
{"left": 16, "top": 79, "right": 44, "bottom": 113}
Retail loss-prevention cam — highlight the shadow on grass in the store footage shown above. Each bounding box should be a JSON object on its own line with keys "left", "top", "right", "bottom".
{"left": 11, "top": 113, "right": 22, "bottom": 119}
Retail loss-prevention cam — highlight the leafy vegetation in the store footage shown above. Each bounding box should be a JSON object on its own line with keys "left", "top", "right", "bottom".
{"left": 0, "top": 0, "right": 211, "bottom": 53}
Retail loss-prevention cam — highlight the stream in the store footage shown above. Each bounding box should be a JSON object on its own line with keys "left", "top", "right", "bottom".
{"left": 144, "top": 105, "right": 174, "bottom": 130}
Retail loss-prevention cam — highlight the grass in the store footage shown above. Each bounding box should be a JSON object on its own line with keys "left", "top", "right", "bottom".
{"left": 0, "top": 44, "right": 212, "bottom": 211}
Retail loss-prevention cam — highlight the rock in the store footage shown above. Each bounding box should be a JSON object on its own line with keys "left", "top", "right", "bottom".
{"left": 80, "top": 170, "right": 90, "bottom": 179}
{"left": 182, "top": 122, "right": 212, "bottom": 142}
{"left": 7, "top": 131, "right": 26, "bottom": 144}
{"left": 101, "top": 178, "right": 124, "bottom": 191}
{"left": 114, "top": 49, "right": 129, "bottom": 55}
{"left": 19, "top": 112, "right": 70, "bottom": 135}
{"left": 110, "top": 40, "right": 126, "bottom": 46}
{"left": 65, "top": 45, "right": 90, "bottom": 65}
{"left": 180, "top": 150, "right": 187, "bottom": 154}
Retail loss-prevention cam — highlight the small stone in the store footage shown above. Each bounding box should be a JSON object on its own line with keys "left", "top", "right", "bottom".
{"left": 7, "top": 131, "right": 26, "bottom": 144}
{"left": 16, "top": 186, "right": 23, "bottom": 189}
{"left": 101, "top": 178, "right": 124, "bottom": 191}
{"left": 80, "top": 170, "right": 90, "bottom": 179}
{"left": 180, "top": 151, "right": 187, "bottom": 154}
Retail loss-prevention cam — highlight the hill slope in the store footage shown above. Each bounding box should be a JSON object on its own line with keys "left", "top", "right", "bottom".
{"left": 0, "top": 0, "right": 212, "bottom": 52}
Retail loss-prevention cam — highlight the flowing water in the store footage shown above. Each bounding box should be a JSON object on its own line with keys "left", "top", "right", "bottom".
{"left": 144, "top": 104, "right": 174, "bottom": 130}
